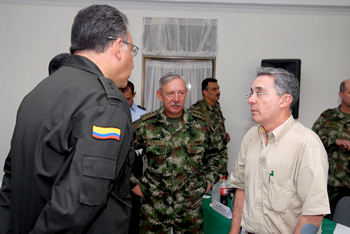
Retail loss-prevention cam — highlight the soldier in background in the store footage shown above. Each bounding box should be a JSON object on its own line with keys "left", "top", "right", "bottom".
{"left": 120, "top": 80, "right": 147, "bottom": 122}
{"left": 312, "top": 79, "right": 350, "bottom": 219}
{"left": 190, "top": 78, "right": 230, "bottom": 145}
{"left": 130, "top": 72, "right": 227, "bottom": 233}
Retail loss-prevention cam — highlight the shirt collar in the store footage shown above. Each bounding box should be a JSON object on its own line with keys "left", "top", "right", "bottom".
{"left": 336, "top": 105, "right": 346, "bottom": 119}
{"left": 203, "top": 98, "right": 220, "bottom": 111}
{"left": 258, "top": 115, "right": 295, "bottom": 145}
{"left": 131, "top": 102, "right": 137, "bottom": 112}
{"left": 157, "top": 107, "right": 194, "bottom": 125}
{"left": 64, "top": 55, "right": 104, "bottom": 77}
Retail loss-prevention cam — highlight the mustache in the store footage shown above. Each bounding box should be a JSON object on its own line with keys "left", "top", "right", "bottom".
{"left": 170, "top": 103, "right": 182, "bottom": 107}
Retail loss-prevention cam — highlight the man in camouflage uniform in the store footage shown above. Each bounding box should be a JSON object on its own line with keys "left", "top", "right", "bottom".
{"left": 190, "top": 78, "right": 230, "bottom": 145}
{"left": 130, "top": 72, "right": 227, "bottom": 234}
{"left": 312, "top": 79, "right": 350, "bottom": 218}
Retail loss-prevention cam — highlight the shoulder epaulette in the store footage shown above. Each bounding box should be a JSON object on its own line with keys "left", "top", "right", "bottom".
{"left": 192, "top": 110, "right": 206, "bottom": 121}
{"left": 141, "top": 111, "right": 157, "bottom": 121}
{"left": 137, "top": 105, "right": 147, "bottom": 111}
{"left": 98, "top": 76, "right": 124, "bottom": 108}
{"left": 98, "top": 77, "right": 120, "bottom": 100}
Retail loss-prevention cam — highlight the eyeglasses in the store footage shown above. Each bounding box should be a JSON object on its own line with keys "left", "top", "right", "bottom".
{"left": 107, "top": 36, "right": 139, "bottom": 57}
{"left": 246, "top": 90, "right": 283, "bottom": 101}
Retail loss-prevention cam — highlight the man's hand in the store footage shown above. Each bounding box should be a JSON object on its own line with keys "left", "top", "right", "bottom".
{"left": 336, "top": 139, "right": 350, "bottom": 150}
{"left": 205, "top": 181, "right": 212, "bottom": 194}
{"left": 132, "top": 185, "right": 145, "bottom": 197}
{"left": 226, "top": 133, "right": 231, "bottom": 143}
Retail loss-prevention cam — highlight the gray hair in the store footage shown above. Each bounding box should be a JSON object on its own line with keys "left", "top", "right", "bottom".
{"left": 256, "top": 66, "right": 299, "bottom": 111}
{"left": 159, "top": 72, "right": 187, "bottom": 92}
{"left": 70, "top": 5, "right": 129, "bottom": 54}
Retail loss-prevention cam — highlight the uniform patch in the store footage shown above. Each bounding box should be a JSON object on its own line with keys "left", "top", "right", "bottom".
{"left": 92, "top": 125, "right": 121, "bottom": 141}
{"left": 147, "top": 140, "right": 166, "bottom": 145}
{"left": 325, "top": 122, "right": 338, "bottom": 129}
{"left": 192, "top": 110, "right": 206, "bottom": 121}
{"left": 188, "top": 140, "right": 203, "bottom": 145}
{"left": 141, "top": 111, "right": 157, "bottom": 121}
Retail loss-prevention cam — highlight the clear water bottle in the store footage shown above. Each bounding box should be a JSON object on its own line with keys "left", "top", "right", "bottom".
{"left": 220, "top": 175, "right": 228, "bottom": 206}
{"left": 211, "top": 179, "right": 221, "bottom": 204}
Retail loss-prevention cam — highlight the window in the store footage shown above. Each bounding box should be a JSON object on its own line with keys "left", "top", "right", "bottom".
{"left": 141, "top": 17, "right": 217, "bottom": 111}
{"left": 142, "top": 56, "right": 215, "bottom": 111}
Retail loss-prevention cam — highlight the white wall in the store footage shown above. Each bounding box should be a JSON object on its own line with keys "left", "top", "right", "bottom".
{"left": 1, "top": 3, "right": 350, "bottom": 179}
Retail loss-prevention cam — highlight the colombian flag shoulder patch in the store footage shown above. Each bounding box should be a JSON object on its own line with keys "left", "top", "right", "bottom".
{"left": 92, "top": 125, "right": 121, "bottom": 141}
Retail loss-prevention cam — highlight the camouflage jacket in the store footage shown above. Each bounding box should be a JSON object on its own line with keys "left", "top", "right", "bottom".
{"left": 130, "top": 107, "right": 227, "bottom": 197}
{"left": 312, "top": 106, "right": 350, "bottom": 188}
{"left": 190, "top": 99, "right": 227, "bottom": 145}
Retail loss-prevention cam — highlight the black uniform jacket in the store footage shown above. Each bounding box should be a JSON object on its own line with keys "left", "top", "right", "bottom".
{"left": 0, "top": 55, "right": 134, "bottom": 233}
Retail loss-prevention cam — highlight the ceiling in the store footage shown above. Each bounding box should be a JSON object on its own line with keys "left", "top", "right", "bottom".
{"left": 1, "top": 0, "right": 350, "bottom": 13}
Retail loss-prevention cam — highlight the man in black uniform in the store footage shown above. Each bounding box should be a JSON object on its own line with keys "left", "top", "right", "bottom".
{"left": 0, "top": 4, "right": 137, "bottom": 233}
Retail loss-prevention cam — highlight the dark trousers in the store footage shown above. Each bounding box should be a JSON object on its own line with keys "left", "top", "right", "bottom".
{"left": 129, "top": 153, "right": 144, "bottom": 234}
{"left": 326, "top": 185, "right": 350, "bottom": 220}
{"left": 129, "top": 193, "right": 142, "bottom": 234}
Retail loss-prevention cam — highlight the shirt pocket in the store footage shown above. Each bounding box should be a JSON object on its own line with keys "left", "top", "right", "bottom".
{"left": 324, "top": 122, "right": 339, "bottom": 131}
{"left": 146, "top": 140, "right": 167, "bottom": 173}
{"left": 186, "top": 140, "right": 204, "bottom": 173}
{"left": 79, "top": 155, "right": 116, "bottom": 206}
{"left": 264, "top": 176, "right": 293, "bottom": 213}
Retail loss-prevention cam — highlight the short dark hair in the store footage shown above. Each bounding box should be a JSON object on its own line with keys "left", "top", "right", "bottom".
{"left": 120, "top": 81, "right": 134, "bottom": 94}
{"left": 48, "top": 53, "right": 70, "bottom": 75}
{"left": 70, "top": 5, "right": 129, "bottom": 54}
{"left": 340, "top": 80, "right": 347, "bottom": 92}
{"left": 201, "top": 78, "right": 218, "bottom": 93}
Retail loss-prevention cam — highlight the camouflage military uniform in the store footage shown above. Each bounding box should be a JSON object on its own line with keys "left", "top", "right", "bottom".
{"left": 312, "top": 106, "right": 350, "bottom": 217}
{"left": 130, "top": 107, "right": 227, "bottom": 234}
{"left": 190, "top": 99, "right": 227, "bottom": 145}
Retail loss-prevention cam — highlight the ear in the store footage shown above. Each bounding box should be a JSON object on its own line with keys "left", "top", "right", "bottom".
{"left": 111, "top": 38, "right": 123, "bottom": 60}
{"left": 202, "top": 89, "right": 208, "bottom": 97}
{"left": 156, "top": 90, "right": 163, "bottom": 102}
{"left": 280, "top": 94, "right": 293, "bottom": 109}
{"left": 133, "top": 91, "right": 137, "bottom": 98}
{"left": 184, "top": 89, "right": 189, "bottom": 100}
{"left": 339, "top": 91, "right": 344, "bottom": 101}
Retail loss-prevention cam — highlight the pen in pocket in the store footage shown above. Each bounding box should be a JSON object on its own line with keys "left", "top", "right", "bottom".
{"left": 269, "top": 170, "right": 274, "bottom": 183}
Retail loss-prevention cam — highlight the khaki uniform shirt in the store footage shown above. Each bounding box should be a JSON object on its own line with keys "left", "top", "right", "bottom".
{"left": 229, "top": 116, "right": 330, "bottom": 233}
